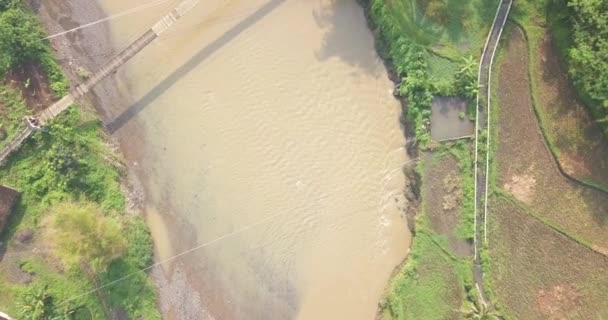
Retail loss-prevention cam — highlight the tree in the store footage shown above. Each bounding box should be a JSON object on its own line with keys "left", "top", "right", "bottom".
{"left": 0, "top": 8, "right": 47, "bottom": 74}
{"left": 455, "top": 55, "right": 478, "bottom": 100}
{"left": 17, "top": 286, "right": 79, "bottom": 320}
{"left": 48, "top": 201, "right": 126, "bottom": 273}
{"left": 460, "top": 300, "right": 501, "bottom": 320}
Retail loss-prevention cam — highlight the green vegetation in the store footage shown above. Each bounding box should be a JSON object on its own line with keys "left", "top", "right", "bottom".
{"left": 381, "top": 231, "right": 471, "bottom": 320}
{"left": 366, "top": 0, "right": 493, "bottom": 146}
{"left": 48, "top": 202, "right": 126, "bottom": 273}
{"left": 366, "top": 0, "right": 499, "bottom": 318}
{"left": 370, "top": 0, "right": 499, "bottom": 59}
{"left": 560, "top": 0, "right": 608, "bottom": 124}
{"left": 0, "top": 84, "right": 30, "bottom": 144}
{"left": 0, "top": 8, "right": 47, "bottom": 75}
{"left": 0, "top": 1, "right": 159, "bottom": 318}
{"left": 448, "top": 141, "right": 475, "bottom": 240}
{"left": 0, "top": 1, "right": 68, "bottom": 96}
{"left": 380, "top": 158, "right": 476, "bottom": 320}
{"left": 0, "top": 107, "right": 159, "bottom": 319}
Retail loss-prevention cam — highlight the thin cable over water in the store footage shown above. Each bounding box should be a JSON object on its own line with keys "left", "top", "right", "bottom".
{"left": 43, "top": 0, "right": 174, "bottom": 40}
{"left": 56, "top": 155, "right": 418, "bottom": 306}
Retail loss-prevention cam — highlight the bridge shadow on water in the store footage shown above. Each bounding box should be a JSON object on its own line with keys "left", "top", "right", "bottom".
{"left": 106, "top": 0, "right": 287, "bottom": 133}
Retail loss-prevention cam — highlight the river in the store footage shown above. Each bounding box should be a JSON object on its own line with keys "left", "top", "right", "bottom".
{"left": 40, "top": 0, "right": 411, "bottom": 318}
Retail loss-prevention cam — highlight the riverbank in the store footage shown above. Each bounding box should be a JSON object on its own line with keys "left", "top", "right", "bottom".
{"left": 34, "top": 1, "right": 207, "bottom": 318}
{"left": 0, "top": 1, "right": 158, "bottom": 318}
{"left": 357, "top": 0, "right": 503, "bottom": 318}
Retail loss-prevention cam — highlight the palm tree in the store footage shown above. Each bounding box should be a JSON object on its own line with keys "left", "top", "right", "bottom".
{"left": 458, "top": 55, "right": 477, "bottom": 76}
{"left": 460, "top": 298, "right": 501, "bottom": 320}
{"left": 17, "top": 286, "right": 52, "bottom": 320}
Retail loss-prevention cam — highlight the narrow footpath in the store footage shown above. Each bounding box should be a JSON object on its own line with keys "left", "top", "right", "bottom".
{"left": 473, "top": 0, "right": 513, "bottom": 304}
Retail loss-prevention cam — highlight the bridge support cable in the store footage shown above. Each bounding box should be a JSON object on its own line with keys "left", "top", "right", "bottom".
{"left": 0, "top": 0, "right": 201, "bottom": 163}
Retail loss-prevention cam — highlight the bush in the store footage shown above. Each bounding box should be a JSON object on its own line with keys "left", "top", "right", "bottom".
{"left": 0, "top": 9, "right": 47, "bottom": 75}
{"left": 39, "top": 51, "right": 69, "bottom": 97}
{"left": 558, "top": 0, "right": 608, "bottom": 126}
{"left": 371, "top": 0, "right": 435, "bottom": 145}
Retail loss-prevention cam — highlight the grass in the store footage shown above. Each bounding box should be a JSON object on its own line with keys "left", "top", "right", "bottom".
{"left": 380, "top": 149, "right": 476, "bottom": 319}
{"left": 365, "top": 0, "right": 498, "bottom": 315}
{"left": 0, "top": 84, "right": 30, "bottom": 147}
{"left": 485, "top": 14, "right": 608, "bottom": 318}
{"left": 508, "top": 1, "right": 608, "bottom": 190}
{"left": 487, "top": 196, "right": 608, "bottom": 319}
{"left": 447, "top": 142, "right": 475, "bottom": 240}
{"left": 380, "top": 228, "right": 471, "bottom": 320}
{"left": 0, "top": 107, "right": 159, "bottom": 319}
{"left": 377, "top": 0, "right": 500, "bottom": 59}
{"left": 0, "top": 3, "right": 158, "bottom": 318}
{"left": 366, "top": 0, "right": 499, "bottom": 146}
{"left": 493, "top": 24, "right": 608, "bottom": 250}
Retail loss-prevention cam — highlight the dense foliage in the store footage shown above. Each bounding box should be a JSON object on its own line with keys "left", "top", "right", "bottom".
{"left": 370, "top": 1, "right": 434, "bottom": 145}
{"left": 564, "top": 0, "right": 608, "bottom": 117}
{"left": 0, "top": 1, "right": 68, "bottom": 96}
{"left": 0, "top": 0, "right": 20, "bottom": 12}
{"left": 0, "top": 9, "right": 46, "bottom": 75}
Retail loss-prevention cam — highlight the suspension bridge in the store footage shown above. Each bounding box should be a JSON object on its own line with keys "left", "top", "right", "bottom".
{"left": 0, "top": 0, "right": 200, "bottom": 162}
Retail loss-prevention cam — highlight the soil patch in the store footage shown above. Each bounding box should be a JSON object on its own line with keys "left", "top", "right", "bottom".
{"left": 495, "top": 25, "right": 608, "bottom": 248}
{"left": 488, "top": 197, "right": 608, "bottom": 319}
{"left": 503, "top": 171, "right": 536, "bottom": 204}
{"left": 423, "top": 152, "right": 472, "bottom": 256}
{"left": 535, "top": 32, "right": 608, "bottom": 189}
{"left": 535, "top": 284, "right": 581, "bottom": 319}
{"left": 5, "top": 61, "right": 56, "bottom": 113}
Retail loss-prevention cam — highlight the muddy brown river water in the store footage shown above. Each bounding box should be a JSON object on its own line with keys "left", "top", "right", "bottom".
{"left": 41, "top": 0, "right": 412, "bottom": 318}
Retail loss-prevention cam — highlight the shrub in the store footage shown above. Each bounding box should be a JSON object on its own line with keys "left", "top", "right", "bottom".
{"left": 0, "top": 9, "right": 47, "bottom": 75}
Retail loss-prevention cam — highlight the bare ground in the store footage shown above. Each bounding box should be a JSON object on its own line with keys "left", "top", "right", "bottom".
{"left": 495, "top": 25, "right": 608, "bottom": 250}
{"left": 534, "top": 32, "right": 608, "bottom": 189}
{"left": 423, "top": 152, "right": 472, "bottom": 256}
